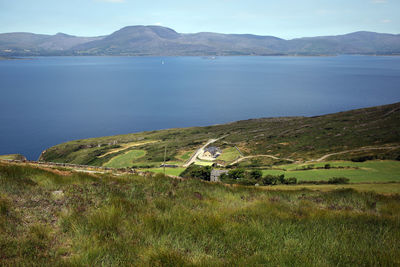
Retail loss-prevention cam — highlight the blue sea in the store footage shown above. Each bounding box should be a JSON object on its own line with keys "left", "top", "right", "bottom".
{"left": 1, "top": 56, "right": 400, "bottom": 160}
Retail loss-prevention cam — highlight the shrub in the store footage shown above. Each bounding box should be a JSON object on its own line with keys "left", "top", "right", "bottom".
{"left": 227, "top": 168, "right": 246, "bottom": 179}
{"left": 298, "top": 180, "right": 329, "bottom": 185}
{"left": 219, "top": 173, "right": 236, "bottom": 184}
{"left": 278, "top": 174, "right": 285, "bottom": 184}
{"left": 179, "top": 165, "right": 211, "bottom": 181}
{"left": 328, "top": 177, "right": 350, "bottom": 184}
{"left": 351, "top": 155, "right": 376, "bottom": 162}
{"left": 0, "top": 195, "right": 10, "bottom": 215}
{"left": 248, "top": 170, "right": 263, "bottom": 180}
{"left": 237, "top": 178, "right": 258, "bottom": 186}
{"left": 324, "top": 164, "right": 331, "bottom": 169}
{"left": 285, "top": 177, "right": 297, "bottom": 185}
{"left": 261, "top": 175, "right": 278, "bottom": 185}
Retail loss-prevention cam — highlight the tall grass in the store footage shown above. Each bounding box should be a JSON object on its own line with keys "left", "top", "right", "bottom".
{"left": 1, "top": 163, "right": 400, "bottom": 266}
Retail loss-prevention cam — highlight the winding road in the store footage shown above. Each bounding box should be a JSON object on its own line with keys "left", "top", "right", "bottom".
{"left": 312, "top": 145, "right": 400, "bottom": 162}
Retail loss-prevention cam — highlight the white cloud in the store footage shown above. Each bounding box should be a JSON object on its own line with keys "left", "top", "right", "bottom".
{"left": 381, "top": 19, "right": 391, "bottom": 23}
{"left": 154, "top": 22, "right": 162, "bottom": 26}
{"left": 372, "top": 0, "right": 387, "bottom": 3}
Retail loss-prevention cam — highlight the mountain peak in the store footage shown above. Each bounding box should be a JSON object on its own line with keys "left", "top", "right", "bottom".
{"left": 55, "top": 32, "right": 73, "bottom": 37}
{"left": 114, "top": 25, "right": 180, "bottom": 40}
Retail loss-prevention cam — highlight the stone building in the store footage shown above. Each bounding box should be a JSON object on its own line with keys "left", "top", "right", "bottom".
{"left": 210, "top": 169, "right": 228, "bottom": 182}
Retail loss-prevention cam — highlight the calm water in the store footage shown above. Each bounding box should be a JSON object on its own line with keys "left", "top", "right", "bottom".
{"left": 1, "top": 56, "right": 400, "bottom": 160}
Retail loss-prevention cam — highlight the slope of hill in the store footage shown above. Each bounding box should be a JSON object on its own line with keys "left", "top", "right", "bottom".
{"left": 39, "top": 102, "right": 400, "bottom": 167}
{"left": 1, "top": 26, "right": 399, "bottom": 56}
{"left": 0, "top": 32, "right": 103, "bottom": 56}
{"left": 0, "top": 162, "right": 399, "bottom": 265}
{"left": 287, "top": 31, "right": 400, "bottom": 55}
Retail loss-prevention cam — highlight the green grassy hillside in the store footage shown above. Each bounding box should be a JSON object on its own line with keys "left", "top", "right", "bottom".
{"left": 39, "top": 103, "right": 400, "bottom": 168}
{"left": 261, "top": 160, "right": 400, "bottom": 183}
{"left": 0, "top": 154, "right": 27, "bottom": 161}
{"left": 1, "top": 162, "right": 400, "bottom": 265}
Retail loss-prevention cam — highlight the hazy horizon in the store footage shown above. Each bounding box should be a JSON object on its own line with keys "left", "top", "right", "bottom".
{"left": 1, "top": 24, "right": 399, "bottom": 40}
{"left": 1, "top": 0, "right": 399, "bottom": 39}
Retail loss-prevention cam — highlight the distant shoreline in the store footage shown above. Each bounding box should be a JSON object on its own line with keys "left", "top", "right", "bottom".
{"left": 1, "top": 27, "right": 399, "bottom": 57}
{"left": 2, "top": 54, "right": 400, "bottom": 59}
{"left": 0, "top": 56, "right": 34, "bottom": 60}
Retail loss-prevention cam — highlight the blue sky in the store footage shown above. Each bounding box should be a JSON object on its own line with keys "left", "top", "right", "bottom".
{"left": 0, "top": 0, "right": 399, "bottom": 39}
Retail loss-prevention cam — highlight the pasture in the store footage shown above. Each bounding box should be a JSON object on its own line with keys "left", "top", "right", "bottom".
{"left": 103, "top": 149, "right": 146, "bottom": 168}
{"left": 262, "top": 160, "right": 400, "bottom": 183}
{"left": 218, "top": 147, "right": 241, "bottom": 163}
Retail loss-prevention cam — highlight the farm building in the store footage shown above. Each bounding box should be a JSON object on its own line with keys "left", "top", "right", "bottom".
{"left": 203, "top": 146, "right": 222, "bottom": 158}
{"left": 210, "top": 169, "right": 228, "bottom": 182}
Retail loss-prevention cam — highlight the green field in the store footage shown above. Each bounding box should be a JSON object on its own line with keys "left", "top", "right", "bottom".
{"left": 268, "top": 183, "right": 400, "bottom": 194}
{"left": 103, "top": 149, "right": 146, "bottom": 168}
{"left": 262, "top": 160, "right": 400, "bottom": 183}
{"left": 218, "top": 147, "right": 241, "bottom": 162}
{"left": 178, "top": 151, "right": 194, "bottom": 161}
{"left": 0, "top": 154, "right": 26, "bottom": 160}
{"left": 1, "top": 162, "right": 400, "bottom": 266}
{"left": 194, "top": 160, "right": 214, "bottom": 166}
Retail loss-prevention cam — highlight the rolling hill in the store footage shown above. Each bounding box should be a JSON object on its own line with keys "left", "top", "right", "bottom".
{"left": 39, "top": 102, "right": 400, "bottom": 168}
{"left": 0, "top": 32, "right": 103, "bottom": 56}
{"left": 1, "top": 26, "right": 399, "bottom": 56}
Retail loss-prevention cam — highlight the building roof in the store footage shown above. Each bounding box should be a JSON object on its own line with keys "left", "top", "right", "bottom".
{"left": 211, "top": 169, "right": 228, "bottom": 175}
{"left": 204, "top": 146, "right": 222, "bottom": 155}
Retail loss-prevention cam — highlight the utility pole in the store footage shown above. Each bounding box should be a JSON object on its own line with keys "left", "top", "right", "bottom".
{"left": 163, "top": 145, "right": 167, "bottom": 176}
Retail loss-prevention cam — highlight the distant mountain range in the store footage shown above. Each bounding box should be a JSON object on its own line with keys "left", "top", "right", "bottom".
{"left": 1, "top": 25, "right": 400, "bottom": 56}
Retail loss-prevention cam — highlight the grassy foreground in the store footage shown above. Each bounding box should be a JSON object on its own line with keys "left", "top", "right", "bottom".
{"left": 1, "top": 162, "right": 400, "bottom": 266}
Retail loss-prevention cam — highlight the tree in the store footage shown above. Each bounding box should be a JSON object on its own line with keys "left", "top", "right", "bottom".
{"left": 278, "top": 174, "right": 285, "bottom": 184}
{"left": 261, "top": 175, "right": 278, "bottom": 185}
{"left": 227, "top": 168, "right": 246, "bottom": 179}
{"left": 249, "top": 170, "right": 263, "bottom": 180}
{"left": 324, "top": 164, "right": 331, "bottom": 169}
{"left": 179, "top": 165, "right": 212, "bottom": 181}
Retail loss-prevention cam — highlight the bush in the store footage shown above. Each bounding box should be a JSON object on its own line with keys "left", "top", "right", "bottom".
{"left": 227, "top": 169, "right": 246, "bottom": 179}
{"left": 0, "top": 196, "right": 10, "bottom": 215}
{"left": 261, "top": 175, "right": 278, "bottom": 185}
{"left": 248, "top": 170, "right": 263, "bottom": 180}
{"left": 324, "top": 164, "right": 331, "bottom": 169}
{"left": 351, "top": 155, "right": 376, "bottom": 162}
{"left": 219, "top": 173, "right": 236, "bottom": 184}
{"left": 131, "top": 164, "right": 155, "bottom": 168}
{"left": 328, "top": 177, "right": 350, "bottom": 184}
{"left": 237, "top": 178, "right": 258, "bottom": 186}
{"left": 298, "top": 180, "right": 329, "bottom": 185}
{"left": 285, "top": 177, "right": 297, "bottom": 185}
{"left": 179, "top": 165, "right": 211, "bottom": 181}
{"left": 278, "top": 174, "right": 285, "bottom": 184}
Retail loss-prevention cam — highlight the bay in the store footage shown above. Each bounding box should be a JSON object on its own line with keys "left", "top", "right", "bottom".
{"left": 0, "top": 56, "right": 399, "bottom": 160}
